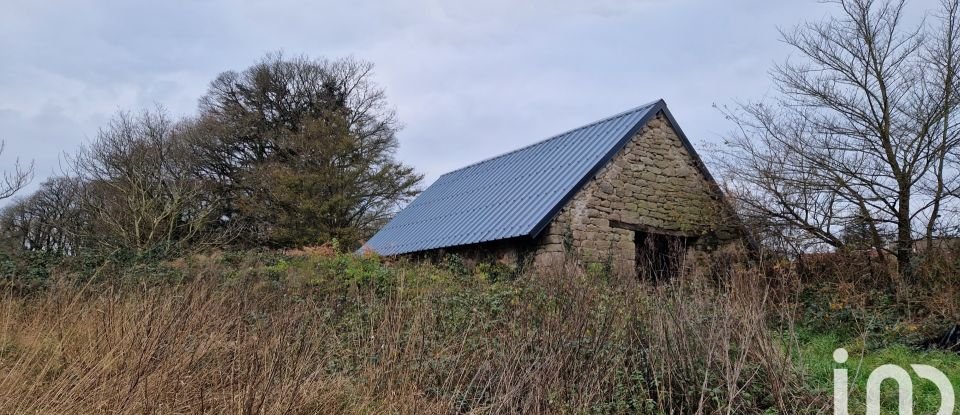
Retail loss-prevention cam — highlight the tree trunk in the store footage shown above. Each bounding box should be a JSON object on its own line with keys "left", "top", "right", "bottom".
{"left": 897, "top": 190, "right": 914, "bottom": 281}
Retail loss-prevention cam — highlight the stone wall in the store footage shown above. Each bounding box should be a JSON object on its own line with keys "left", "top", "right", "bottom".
{"left": 426, "top": 238, "right": 526, "bottom": 266}
{"left": 533, "top": 112, "right": 741, "bottom": 276}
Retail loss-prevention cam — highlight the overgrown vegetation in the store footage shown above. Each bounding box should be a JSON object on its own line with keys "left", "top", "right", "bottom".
{"left": 1, "top": 247, "right": 957, "bottom": 414}
{"left": 0, "top": 250, "right": 825, "bottom": 414}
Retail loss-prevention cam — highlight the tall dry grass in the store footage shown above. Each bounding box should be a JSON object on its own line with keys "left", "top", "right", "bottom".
{"left": 0, "top": 255, "right": 824, "bottom": 414}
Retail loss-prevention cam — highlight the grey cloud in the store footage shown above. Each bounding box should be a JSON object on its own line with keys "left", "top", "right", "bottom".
{"left": 0, "top": 0, "right": 940, "bottom": 200}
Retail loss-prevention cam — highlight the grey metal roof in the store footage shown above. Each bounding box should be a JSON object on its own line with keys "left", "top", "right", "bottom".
{"left": 363, "top": 100, "right": 666, "bottom": 256}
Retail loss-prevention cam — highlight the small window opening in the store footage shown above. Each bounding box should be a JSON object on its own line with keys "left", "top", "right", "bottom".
{"left": 635, "top": 231, "right": 696, "bottom": 282}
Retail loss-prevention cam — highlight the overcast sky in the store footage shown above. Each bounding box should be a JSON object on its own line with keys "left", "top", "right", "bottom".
{"left": 0, "top": 0, "right": 940, "bottom": 199}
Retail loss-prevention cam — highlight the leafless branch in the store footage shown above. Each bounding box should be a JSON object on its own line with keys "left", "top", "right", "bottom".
{"left": 0, "top": 140, "right": 34, "bottom": 201}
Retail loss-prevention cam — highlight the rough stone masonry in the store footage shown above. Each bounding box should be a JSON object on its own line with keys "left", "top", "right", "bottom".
{"left": 533, "top": 113, "right": 740, "bottom": 275}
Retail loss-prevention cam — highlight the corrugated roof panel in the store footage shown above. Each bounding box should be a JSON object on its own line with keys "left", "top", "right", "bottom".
{"left": 362, "top": 100, "right": 663, "bottom": 256}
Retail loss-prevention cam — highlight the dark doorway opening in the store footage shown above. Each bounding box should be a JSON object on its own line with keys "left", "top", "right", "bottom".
{"left": 635, "top": 231, "right": 696, "bottom": 282}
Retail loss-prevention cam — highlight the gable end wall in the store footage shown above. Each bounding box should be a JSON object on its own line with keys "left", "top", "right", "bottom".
{"left": 534, "top": 113, "right": 740, "bottom": 275}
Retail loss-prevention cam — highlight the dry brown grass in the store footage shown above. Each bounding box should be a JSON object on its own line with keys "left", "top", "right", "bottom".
{"left": 0, "top": 254, "right": 823, "bottom": 414}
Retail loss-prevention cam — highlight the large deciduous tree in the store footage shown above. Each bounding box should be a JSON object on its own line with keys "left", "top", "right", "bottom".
{"left": 189, "top": 54, "right": 422, "bottom": 248}
{"left": 718, "top": 0, "right": 960, "bottom": 281}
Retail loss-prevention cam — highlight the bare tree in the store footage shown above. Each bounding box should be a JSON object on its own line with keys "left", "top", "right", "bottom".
{"left": 718, "top": 0, "right": 960, "bottom": 281}
{"left": 0, "top": 140, "right": 33, "bottom": 201}
{"left": 0, "top": 177, "right": 84, "bottom": 254}
{"left": 71, "top": 108, "right": 218, "bottom": 256}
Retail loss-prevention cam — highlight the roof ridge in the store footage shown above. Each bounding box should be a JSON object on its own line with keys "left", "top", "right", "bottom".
{"left": 438, "top": 99, "right": 663, "bottom": 178}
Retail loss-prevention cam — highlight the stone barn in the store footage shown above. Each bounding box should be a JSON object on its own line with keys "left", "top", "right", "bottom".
{"left": 362, "top": 100, "right": 744, "bottom": 278}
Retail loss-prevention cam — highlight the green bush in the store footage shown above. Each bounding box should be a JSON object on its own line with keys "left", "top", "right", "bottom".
{"left": 439, "top": 253, "right": 469, "bottom": 278}
{"left": 475, "top": 261, "right": 517, "bottom": 283}
{"left": 0, "top": 250, "right": 58, "bottom": 291}
{"left": 310, "top": 253, "right": 394, "bottom": 293}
